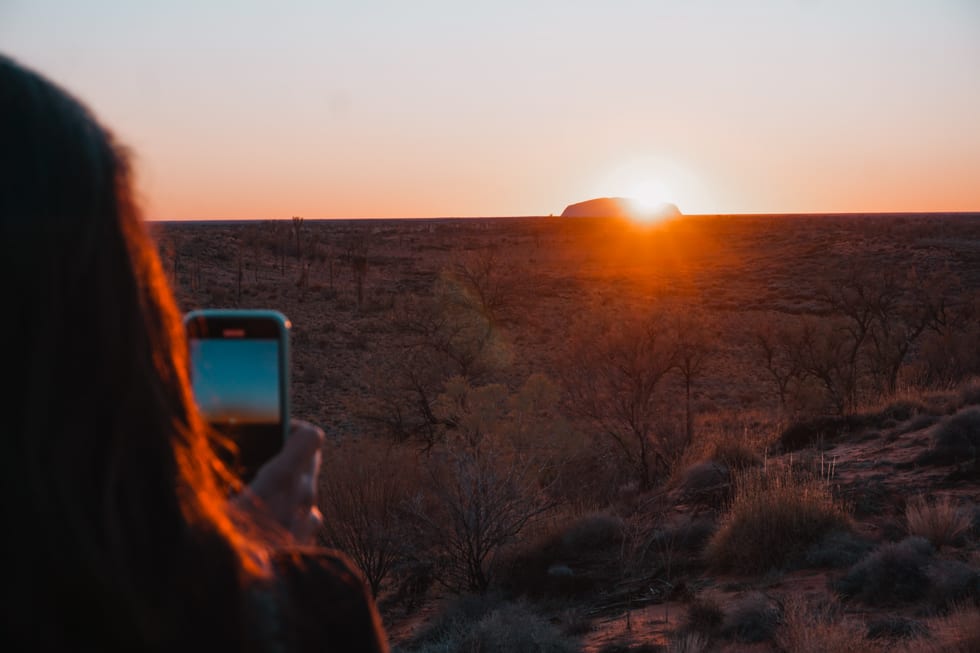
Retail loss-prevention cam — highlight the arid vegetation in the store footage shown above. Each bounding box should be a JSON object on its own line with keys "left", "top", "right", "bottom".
{"left": 158, "top": 214, "right": 980, "bottom": 652}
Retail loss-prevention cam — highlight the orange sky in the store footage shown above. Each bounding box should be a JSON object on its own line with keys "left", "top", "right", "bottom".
{"left": 3, "top": 1, "right": 979, "bottom": 219}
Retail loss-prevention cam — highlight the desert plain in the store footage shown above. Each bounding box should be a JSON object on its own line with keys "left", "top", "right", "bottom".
{"left": 156, "top": 213, "right": 980, "bottom": 652}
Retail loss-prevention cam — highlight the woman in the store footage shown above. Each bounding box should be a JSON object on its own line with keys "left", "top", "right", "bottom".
{"left": 0, "top": 54, "right": 388, "bottom": 652}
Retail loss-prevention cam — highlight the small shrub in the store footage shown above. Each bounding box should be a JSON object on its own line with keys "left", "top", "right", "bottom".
{"left": 779, "top": 401, "right": 931, "bottom": 453}
{"left": 495, "top": 512, "right": 623, "bottom": 599}
{"left": 940, "top": 605, "right": 980, "bottom": 653}
{"left": 875, "top": 399, "right": 930, "bottom": 424}
{"left": 677, "top": 461, "right": 731, "bottom": 507}
{"left": 866, "top": 615, "right": 928, "bottom": 640}
{"left": 555, "top": 607, "right": 593, "bottom": 636}
{"left": 906, "top": 495, "right": 973, "bottom": 547}
{"left": 936, "top": 409, "right": 980, "bottom": 450}
{"left": 681, "top": 594, "right": 724, "bottom": 638}
{"left": 709, "top": 437, "right": 762, "bottom": 471}
{"left": 705, "top": 465, "right": 851, "bottom": 573}
{"left": 833, "top": 536, "right": 934, "bottom": 605}
{"left": 958, "top": 378, "right": 980, "bottom": 407}
{"left": 651, "top": 514, "right": 717, "bottom": 557}
{"left": 778, "top": 415, "right": 863, "bottom": 452}
{"left": 454, "top": 601, "right": 580, "bottom": 653}
{"left": 776, "top": 596, "right": 887, "bottom": 652}
{"left": 896, "top": 413, "right": 940, "bottom": 436}
{"left": 667, "top": 632, "right": 710, "bottom": 653}
{"left": 407, "top": 596, "right": 579, "bottom": 652}
{"left": 927, "top": 559, "right": 980, "bottom": 609}
{"left": 560, "top": 513, "right": 625, "bottom": 555}
{"left": 838, "top": 477, "right": 893, "bottom": 518}
{"left": 719, "top": 591, "right": 781, "bottom": 643}
{"left": 802, "top": 530, "right": 874, "bottom": 569}
{"left": 598, "top": 641, "right": 664, "bottom": 653}
{"left": 407, "top": 592, "right": 505, "bottom": 650}
{"left": 907, "top": 604, "right": 980, "bottom": 653}
{"left": 916, "top": 408, "right": 980, "bottom": 466}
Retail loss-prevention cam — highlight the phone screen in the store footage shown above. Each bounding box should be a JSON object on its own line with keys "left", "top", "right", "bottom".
{"left": 189, "top": 338, "right": 281, "bottom": 425}
{"left": 184, "top": 310, "right": 290, "bottom": 483}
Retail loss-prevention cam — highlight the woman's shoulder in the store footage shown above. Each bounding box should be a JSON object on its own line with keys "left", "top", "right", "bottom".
{"left": 272, "top": 547, "right": 366, "bottom": 593}
{"left": 252, "top": 547, "right": 390, "bottom": 653}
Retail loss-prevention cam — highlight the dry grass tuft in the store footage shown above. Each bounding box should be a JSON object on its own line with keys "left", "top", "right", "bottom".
{"left": 775, "top": 596, "right": 888, "bottom": 653}
{"left": 681, "top": 593, "right": 725, "bottom": 639}
{"left": 957, "top": 377, "right": 980, "bottom": 408}
{"left": 941, "top": 605, "right": 980, "bottom": 653}
{"left": 704, "top": 463, "right": 851, "bottom": 573}
{"left": 905, "top": 494, "right": 973, "bottom": 548}
{"left": 898, "top": 604, "right": 980, "bottom": 653}
{"left": 667, "top": 631, "right": 712, "bottom": 653}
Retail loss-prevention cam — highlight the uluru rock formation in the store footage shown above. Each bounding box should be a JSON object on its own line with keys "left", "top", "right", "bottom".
{"left": 560, "top": 197, "right": 682, "bottom": 221}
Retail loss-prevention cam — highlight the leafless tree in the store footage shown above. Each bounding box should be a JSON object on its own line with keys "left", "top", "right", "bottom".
{"left": 403, "top": 447, "right": 555, "bottom": 593}
{"left": 790, "top": 316, "right": 856, "bottom": 415}
{"left": 236, "top": 240, "right": 243, "bottom": 305}
{"left": 349, "top": 236, "right": 369, "bottom": 309}
{"left": 241, "top": 222, "right": 265, "bottom": 283}
{"left": 670, "top": 310, "right": 713, "bottom": 443}
{"left": 319, "top": 440, "right": 410, "bottom": 597}
{"left": 810, "top": 263, "right": 957, "bottom": 407}
{"left": 914, "top": 288, "right": 980, "bottom": 387}
{"left": 565, "top": 310, "right": 678, "bottom": 491}
{"left": 815, "top": 265, "right": 880, "bottom": 411}
{"left": 446, "top": 246, "right": 531, "bottom": 333}
{"left": 754, "top": 318, "right": 804, "bottom": 412}
{"left": 266, "top": 220, "right": 287, "bottom": 277}
{"left": 357, "top": 284, "right": 504, "bottom": 447}
{"left": 867, "top": 268, "right": 954, "bottom": 394}
{"left": 291, "top": 215, "right": 304, "bottom": 262}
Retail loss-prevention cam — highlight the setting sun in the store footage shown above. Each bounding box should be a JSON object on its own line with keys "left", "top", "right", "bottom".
{"left": 629, "top": 180, "right": 672, "bottom": 211}
{"left": 626, "top": 180, "right": 676, "bottom": 222}
{"left": 590, "top": 157, "right": 693, "bottom": 222}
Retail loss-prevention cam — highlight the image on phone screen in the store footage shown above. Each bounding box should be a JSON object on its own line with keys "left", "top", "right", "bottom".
{"left": 188, "top": 338, "right": 281, "bottom": 425}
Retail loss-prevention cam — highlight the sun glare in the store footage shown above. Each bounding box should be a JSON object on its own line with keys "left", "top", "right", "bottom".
{"left": 630, "top": 180, "right": 671, "bottom": 210}
{"left": 626, "top": 179, "right": 676, "bottom": 222}
{"left": 591, "top": 156, "right": 695, "bottom": 221}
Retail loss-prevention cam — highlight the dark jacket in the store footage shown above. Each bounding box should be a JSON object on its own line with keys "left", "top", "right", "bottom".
{"left": 255, "top": 548, "right": 389, "bottom": 653}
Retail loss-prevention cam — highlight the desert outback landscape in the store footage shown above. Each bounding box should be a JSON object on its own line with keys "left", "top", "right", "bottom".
{"left": 6, "top": 1, "right": 979, "bottom": 650}
{"left": 157, "top": 211, "right": 980, "bottom": 652}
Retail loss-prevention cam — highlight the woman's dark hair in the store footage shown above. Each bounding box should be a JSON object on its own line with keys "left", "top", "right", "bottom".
{"left": 0, "top": 54, "right": 268, "bottom": 650}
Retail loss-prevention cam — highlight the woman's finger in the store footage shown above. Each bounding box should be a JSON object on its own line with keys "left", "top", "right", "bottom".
{"left": 242, "top": 419, "right": 325, "bottom": 544}
{"left": 280, "top": 419, "right": 325, "bottom": 470}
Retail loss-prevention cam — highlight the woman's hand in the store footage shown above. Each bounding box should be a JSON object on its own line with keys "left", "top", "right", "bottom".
{"left": 240, "top": 419, "right": 325, "bottom": 545}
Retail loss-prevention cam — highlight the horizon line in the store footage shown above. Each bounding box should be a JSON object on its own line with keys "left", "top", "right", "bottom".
{"left": 149, "top": 210, "right": 980, "bottom": 223}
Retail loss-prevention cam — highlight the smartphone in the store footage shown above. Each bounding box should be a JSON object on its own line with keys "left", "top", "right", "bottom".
{"left": 183, "top": 309, "right": 291, "bottom": 483}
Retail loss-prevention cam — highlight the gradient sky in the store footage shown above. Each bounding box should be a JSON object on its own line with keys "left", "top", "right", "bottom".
{"left": 3, "top": 1, "right": 979, "bottom": 218}
{"left": 190, "top": 339, "right": 280, "bottom": 423}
